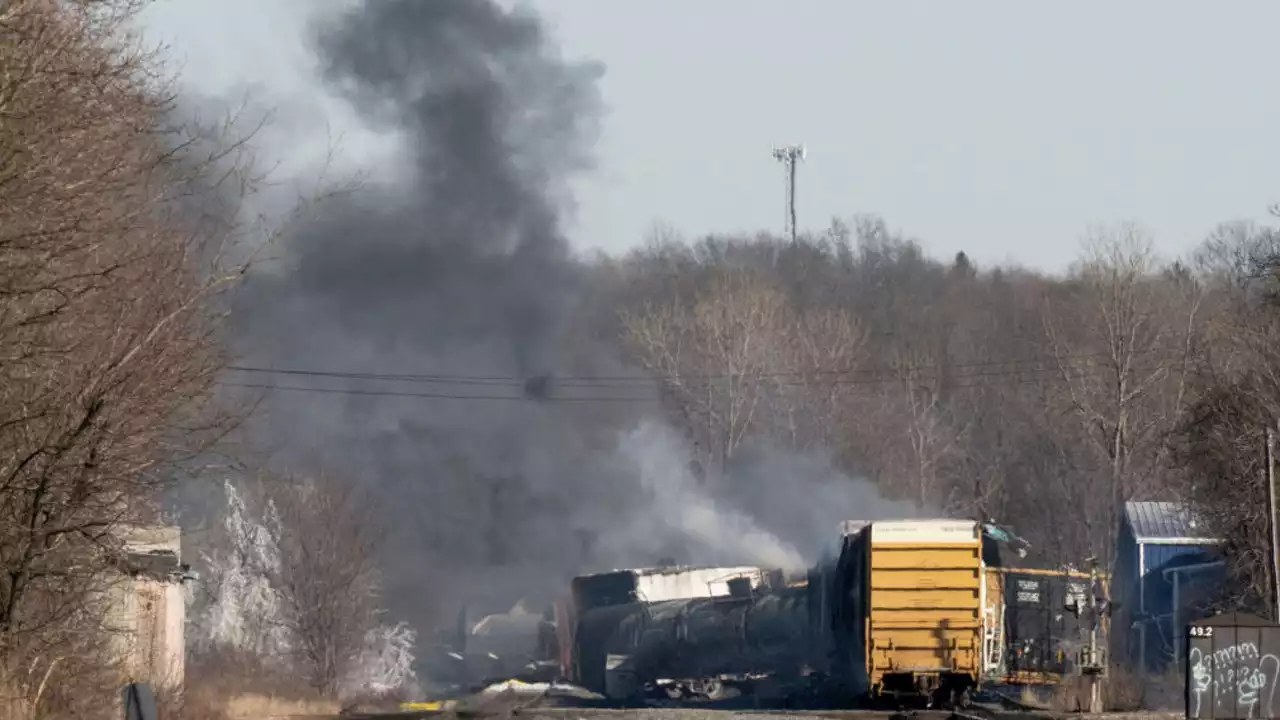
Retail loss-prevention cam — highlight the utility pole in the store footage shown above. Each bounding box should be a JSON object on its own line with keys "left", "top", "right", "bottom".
{"left": 771, "top": 144, "right": 805, "bottom": 243}
{"left": 1267, "top": 424, "right": 1280, "bottom": 622}
{"left": 1069, "top": 556, "right": 1107, "bottom": 714}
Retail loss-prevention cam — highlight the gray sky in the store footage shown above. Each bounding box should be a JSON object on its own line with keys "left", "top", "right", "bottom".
{"left": 139, "top": 0, "right": 1280, "bottom": 271}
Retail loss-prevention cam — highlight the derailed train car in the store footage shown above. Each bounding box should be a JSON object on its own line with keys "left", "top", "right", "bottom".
{"left": 574, "top": 584, "right": 820, "bottom": 701}
{"left": 559, "top": 519, "right": 1109, "bottom": 707}
{"left": 556, "top": 565, "right": 817, "bottom": 700}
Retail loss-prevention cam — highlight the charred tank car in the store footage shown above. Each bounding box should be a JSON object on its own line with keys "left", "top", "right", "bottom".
{"left": 558, "top": 565, "right": 825, "bottom": 703}
{"left": 576, "top": 584, "right": 822, "bottom": 702}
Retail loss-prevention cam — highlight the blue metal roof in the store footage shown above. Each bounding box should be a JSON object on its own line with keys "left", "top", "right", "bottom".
{"left": 1123, "top": 501, "right": 1219, "bottom": 544}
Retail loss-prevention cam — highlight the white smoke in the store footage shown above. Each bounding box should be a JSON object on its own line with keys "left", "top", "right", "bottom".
{"left": 614, "top": 420, "right": 807, "bottom": 571}
{"left": 600, "top": 418, "right": 922, "bottom": 574}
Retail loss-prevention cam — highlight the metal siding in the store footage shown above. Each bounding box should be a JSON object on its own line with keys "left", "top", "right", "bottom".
{"left": 1140, "top": 543, "right": 1146, "bottom": 615}
{"left": 1145, "top": 544, "right": 1209, "bottom": 583}
{"left": 1136, "top": 543, "right": 1221, "bottom": 674}
{"left": 866, "top": 522, "right": 982, "bottom": 687}
{"left": 1112, "top": 523, "right": 1137, "bottom": 612}
{"left": 870, "top": 519, "right": 980, "bottom": 545}
{"left": 1125, "top": 501, "right": 1219, "bottom": 542}
{"left": 1187, "top": 618, "right": 1280, "bottom": 720}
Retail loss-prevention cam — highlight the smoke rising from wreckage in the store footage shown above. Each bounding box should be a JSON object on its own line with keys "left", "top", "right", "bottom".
{"left": 440, "top": 520, "right": 1111, "bottom": 709}
{"left": 223, "top": 0, "right": 913, "bottom": 659}
{"left": 186, "top": 0, "right": 1115, "bottom": 703}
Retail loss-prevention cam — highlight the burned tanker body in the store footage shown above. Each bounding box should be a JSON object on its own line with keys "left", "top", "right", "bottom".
{"left": 560, "top": 565, "right": 826, "bottom": 703}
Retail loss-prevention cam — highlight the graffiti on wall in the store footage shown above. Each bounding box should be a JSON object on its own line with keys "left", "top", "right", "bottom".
{"left": 1187, "top": 621, "right": 1280, "bottom": 720}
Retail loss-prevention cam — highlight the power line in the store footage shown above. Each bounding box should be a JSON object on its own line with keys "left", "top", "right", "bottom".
{"left": 219, "top": 349, "right": 1192, "bottom": 403}
{"left": 223, "top": 345, "right": 1189, "bottom": 388}
{"left": 219, "top": 382, "right": 657, "bottom": 403}
{"left": 218, "top": 364, "right": 1175, "bottom": 402}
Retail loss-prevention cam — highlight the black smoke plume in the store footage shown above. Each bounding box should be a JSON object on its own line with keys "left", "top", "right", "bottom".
{"left": 223, "top": 0, "right": 911, "bottom": 642}
{"left": 230, "top": 0, "right": 654, "bottom": 628}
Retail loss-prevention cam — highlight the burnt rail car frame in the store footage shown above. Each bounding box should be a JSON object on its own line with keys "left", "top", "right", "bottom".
{"left": 1186, "top": 613, "right": 1280, "bottom": 720}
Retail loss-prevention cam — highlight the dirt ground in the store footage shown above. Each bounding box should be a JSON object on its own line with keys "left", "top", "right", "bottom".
{"left": 506, "top": 707, "right": 1177, "bottom": 712}
{"left": 341, "top": 704, "right": 1187, "bottom": 720}
{"left": 361, "top": 711, "right": 1188, "bottom": 720}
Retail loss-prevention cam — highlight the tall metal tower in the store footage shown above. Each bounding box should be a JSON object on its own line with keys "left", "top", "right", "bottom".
{"left": 772, "top": 144, "right": 806, "bottom": 242}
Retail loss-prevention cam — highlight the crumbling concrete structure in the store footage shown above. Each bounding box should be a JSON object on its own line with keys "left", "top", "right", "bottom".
{"left": 103, "top": 525, "right": 192, "bottom": 690}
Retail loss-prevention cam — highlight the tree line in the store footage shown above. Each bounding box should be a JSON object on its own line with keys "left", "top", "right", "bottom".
{"left": 604, "top": 218, "right": 1280, "bottom": 613}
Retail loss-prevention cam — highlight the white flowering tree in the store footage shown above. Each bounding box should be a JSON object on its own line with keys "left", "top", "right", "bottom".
{"left": 192, "top": 478, "right": 417, "bottom": 698}
{"left": 195, "top": 481, "right": 291, "bottom": 661}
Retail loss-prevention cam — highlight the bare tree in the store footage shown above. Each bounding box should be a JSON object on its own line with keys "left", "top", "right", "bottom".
{"left": 621, "top": 267, "right": 787, "bottom": 476}
{"left": 266, "top": 475, "right": 389, "bottom": 698}
{"left": 1041, "top": 224, "right": 1202, "bottom": 569}
{"left": 0, "top": 0, "right": 338, "bottom": 701}
{"left": 621, "top": 266, "right": 865, "bottom": 478}
{"left": 770, "top": 303, "right": 867, "bottom": 453}
{"left": 890, "top": 346, "right": 967, "bottom": 512}
{"left": 1168, "top": 225, "right": 1280, "bottom": 612}
{"left": 1169, "top": 380, "right": 1272, "bottom": 612}
{"left": 193, "top": 474, "right": 407, "bottom": 700}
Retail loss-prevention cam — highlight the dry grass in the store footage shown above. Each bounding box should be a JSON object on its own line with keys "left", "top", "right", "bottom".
{"left": 222, "top": 694, "right": 340, "bottom": 719}
{"left": 1101, "top": 666, "right": 1145, "bottom": 712}
{"left": 0, "top": 653, "right": 134, "bottom": 720}
{"left": 180, "top": 653, "right": 341, "bottom": 720}
{"left": 0, "top": 680, "right": 40, "bottom": 720}
{"left": 183, "top": 685, "right": 340, "bottom": 720}
{"left": 1041, "top": 664, "right": 1186, "bottom": 714}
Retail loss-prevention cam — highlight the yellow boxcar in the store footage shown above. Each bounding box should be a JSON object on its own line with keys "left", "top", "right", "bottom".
{"left": 841, "top": 519, "right": 984, "bottom": 703}
{"left": 829, "top": 521, "right": 1114, "bottom": 706}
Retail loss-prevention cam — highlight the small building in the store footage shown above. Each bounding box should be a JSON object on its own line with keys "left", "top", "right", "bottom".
{"left": 102, "top": 525, "right": 195, "bottom": 690}
{"left": 1112, "top": 501, "right": 1223, "bottom": 674}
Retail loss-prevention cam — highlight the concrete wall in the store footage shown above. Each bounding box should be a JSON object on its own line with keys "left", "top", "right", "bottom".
{"left": 103, "top": 525, "right": 186, "bottom": 690}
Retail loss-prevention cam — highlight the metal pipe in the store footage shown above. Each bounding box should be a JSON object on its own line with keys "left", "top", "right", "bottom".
{"left": 1159, "top": 561, "right": 1224, "bottom": 580}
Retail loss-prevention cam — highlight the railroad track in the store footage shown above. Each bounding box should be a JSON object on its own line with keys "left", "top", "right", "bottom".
{"left": 339, "top": 694, "right": 1069, "bottom": 720}
{"left": 340, "top": 711, "right": 1074, "bottom": 720}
